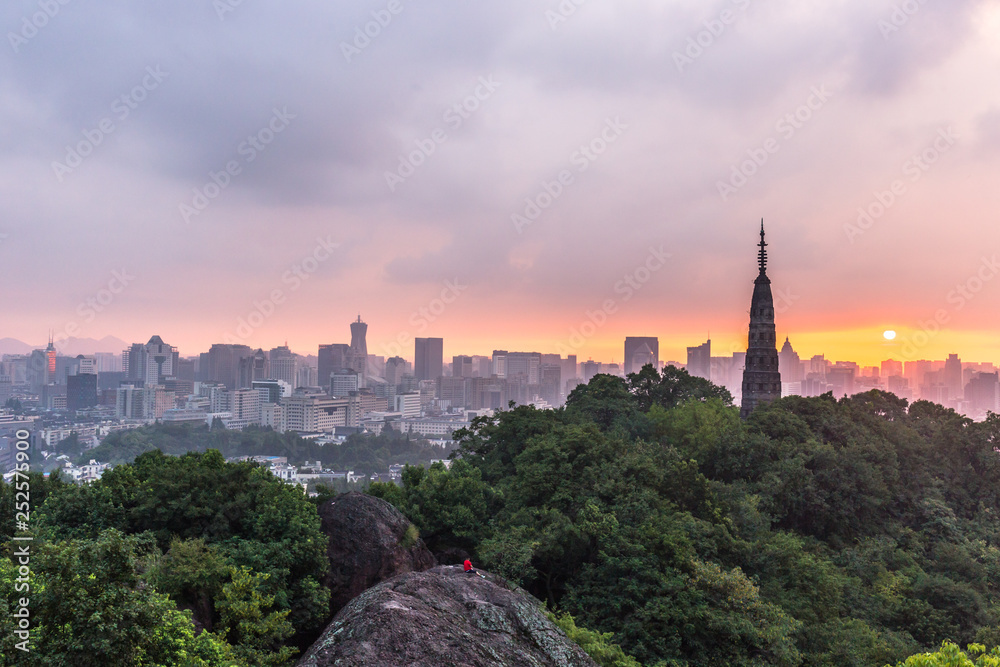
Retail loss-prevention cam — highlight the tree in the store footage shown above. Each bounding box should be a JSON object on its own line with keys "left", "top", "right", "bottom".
{"left": 215, "top": 567, "right": 297, "bottom": 667}
{"left": 0, "top": 529, "right": 238, "bottom": 666}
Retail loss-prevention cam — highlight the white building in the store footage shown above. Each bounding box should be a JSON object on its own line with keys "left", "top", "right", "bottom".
{"left": 394, "top": 393, "right": 421, "bottom": 419}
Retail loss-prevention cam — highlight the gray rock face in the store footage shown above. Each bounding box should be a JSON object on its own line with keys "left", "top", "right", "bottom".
{"left": 318, "top": 492, "right": 436, "bottom": 615}
{"left": 299, "top": 566, "right": 598, "bottom": 667}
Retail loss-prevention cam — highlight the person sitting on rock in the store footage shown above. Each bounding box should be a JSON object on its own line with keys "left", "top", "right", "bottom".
{"left": 463, "top": 559, "right": 477, "bottom": 575}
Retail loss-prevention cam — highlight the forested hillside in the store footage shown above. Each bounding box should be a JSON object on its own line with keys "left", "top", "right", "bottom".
{"left": 372, "top": 366, "right": 1000, "bottom": 667}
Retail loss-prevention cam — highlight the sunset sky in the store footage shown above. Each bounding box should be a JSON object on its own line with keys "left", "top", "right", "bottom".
{"left": 2, "top": 0, "right": 1000, "bottom": 368}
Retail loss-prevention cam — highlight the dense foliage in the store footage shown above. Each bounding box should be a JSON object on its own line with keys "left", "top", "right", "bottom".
{"left": 371, "top": 368, "right": 1000, "bottom": 667}
{"left": 80, "top": 423, "right": 453, "bottom": 474}
{"left": 1, "top": 451, "right": 330, "bottom": 665}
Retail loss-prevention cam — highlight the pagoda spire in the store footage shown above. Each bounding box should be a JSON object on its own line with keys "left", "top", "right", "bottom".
{"left": 758, "top": 219, "right": 767, "bottom": 274}
{"left": 740, "top": 221, "right": 782, "bottom": 419}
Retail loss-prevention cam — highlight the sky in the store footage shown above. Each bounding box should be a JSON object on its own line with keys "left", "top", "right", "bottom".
{"left": 2, "top": 0, "right": 999, "bottom": 368}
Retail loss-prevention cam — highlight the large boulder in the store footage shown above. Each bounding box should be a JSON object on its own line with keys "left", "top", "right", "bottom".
{"left": 298, "top": 566, "right": 598, "bottom": 667}
{"left": 318, "top": 492, "right": 436, "bottom": 614}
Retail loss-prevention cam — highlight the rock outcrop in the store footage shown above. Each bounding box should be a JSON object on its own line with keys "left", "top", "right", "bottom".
{"left": 318, "top": 492, "right": 436, "bottom": 615}
{"left": 298, "top": 566, "right": 598, "bottom": 667}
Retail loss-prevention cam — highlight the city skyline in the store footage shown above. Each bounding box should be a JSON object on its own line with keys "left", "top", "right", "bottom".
{"left": 2, "top": 3, "right": 999, "bottom": 370}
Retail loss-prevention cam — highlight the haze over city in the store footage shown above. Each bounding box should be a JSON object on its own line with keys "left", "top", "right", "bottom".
{"left": 3, "top": 1, "right": 1000, "bottom": 367}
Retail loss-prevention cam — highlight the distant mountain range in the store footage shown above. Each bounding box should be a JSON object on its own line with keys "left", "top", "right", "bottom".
{"left": 0, "top": 336, "right": 129, "bottom": 357}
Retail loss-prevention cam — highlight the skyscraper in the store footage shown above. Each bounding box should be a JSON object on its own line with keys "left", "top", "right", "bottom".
{"left": 415, "top": 338, "right": 443, "bottom": 381}
{"left": 318, "top": 343, "right": 352, "bottom": 388}
{"left": 350, "top": 315, "right": 368, "bottom": 381}
{"left": 268, "top": 345, "right": 296, "bottom": 386}
{"left": 740, "top": 222, "right": 781, "bottom": 419}
{"left": 778, "top": 338, "right": 803, "bottom": 383}
{"left": 686, "top": 339, "right": 711, "bottom": 380}
{"left": 624, "top": 337, "right": 659, "bottom": 375}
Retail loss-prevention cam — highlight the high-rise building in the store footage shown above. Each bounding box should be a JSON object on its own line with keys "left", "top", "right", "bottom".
{"left": 491, "top": 350, "right": 508, "bottom": 378}
{"left": 46, "top": 334, "right": 56, "bottom": 382}
{"left": 966, "top": 372, "right": 1000, "bottom": 416}
{"left": 581, "top": 360, "right": 600, "bottom": 383}
{"left": 268, "top": 345, "right": 296, "bottom": 386}
{"left": 944, "top": 354, "right": 963, "bottom": 399}
{"left": 385, "top": 356, "right": 407, "bottom": 386}
{"left": 124, "top": 337, "right": 179, "bottom": 386}
{"left": 201, "top": 344, "right": 252, "bottom": 390}
{"left": 437, "top": 376, "right": 468, "bottom": 408}
{"left": 236, "top": 349, "right": 268, "bottom": 389}
{"left": 778, "top": 338, "right": 803, "bottom": 383}
{"left": 740, "top": 223, "right": 781, "bottom": 419}
{"left": 624, "top": 337, "right": 659, "bottom": 375}
{"left": 296, "top": 364, "right": 317, "bottom": 388}
{"left": 318, "top": 343, "right": 352, "bottom": 388}
{"left": 881, "top": 359, "right": 903, "bottom": 379}
{"left": 506, "top": 352, "right": 541, "bottom": 385}
{"left": 350, "top": 316, "right": 368, "bottom": 381}
{"left": 66, "top": 373, "right": 98, "bottom": 413}
{"left": 330, "top": 370, "right": 361, "bottom": 398}
{"left": 453, "top": 355, "right": 475, "bottom": 378}
{"left": 415, "top": 338, "right": 444, "bottom": 381}
{"left": 561, "top": 355, "right": 577, "bottom": 383}
{"left": 686, "top": 340, "right": 711, "bottom": 380}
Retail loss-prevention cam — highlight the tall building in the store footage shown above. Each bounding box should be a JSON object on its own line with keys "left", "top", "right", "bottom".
{"left": 453, "top": 355, "right": 475, "bottom": 378}
{"left": 625, "top": 337, "right": 659, "bottom": 376}
{"left": 385, "top": 356, "right": 407, "bottom": 386}
{"left": 625, "top": 338, "right": 658, "bottom": 376}
{"left": 506, "top": 352, "right": 542, "bottom": 385}
{"left": 581, "top": 360, "right": 600, "bottom": 383}
{"left": 778, "top": 338, "right": 803, "bottom": 383}
{"left": 686, "top": 340, "right": 711, "bottom": 380}
{"left": 740, "top": 223, "right": 781, "bottom": 419}
{"left": 46, "top": 334, "right": 56, "bottom": 382}
{"left": 268, "top": 345, "right": 296, "bottom": 386}
{"left": 944, "top": 354, "right": 963, "bottom": 400}
{"left": 414, "top": 338, "right": 444, "bottom": 381}
{"left": 561, "top": 355, "right": 577, "bottom": 382}
{"left": 205, "top": 344, "right": 252, "bottom": 390}
{"left": 491, "top": 350, "right": 508, "bottom": 378}
{"left": 350, "top": 316, "right": 368, "bottom": 381}
{"left": 237, "top": 348, "right": 268, "bottom": 388}
{"left": 881, "top": 359, "right": 903, "bottom": 379}
{"left": 318, "top": 343, "right": 352, "bottom": 388}
{"left": 124, "top": 336, "right": 179, "bottom": 386}
{"left": 66, "top": 373, "right": 98, "bottom": 413}
{"left": 966, "top": 372, "right": 1000, "bottom": 416}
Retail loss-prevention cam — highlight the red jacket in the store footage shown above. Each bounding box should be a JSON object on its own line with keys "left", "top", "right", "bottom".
{"left": 463, "top": 559, "right": 473, "bottom": 572}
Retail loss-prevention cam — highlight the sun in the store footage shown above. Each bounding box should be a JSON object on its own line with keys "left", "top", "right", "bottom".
{"left": 883, "top": 330, "right": 897, "bottom": 341}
